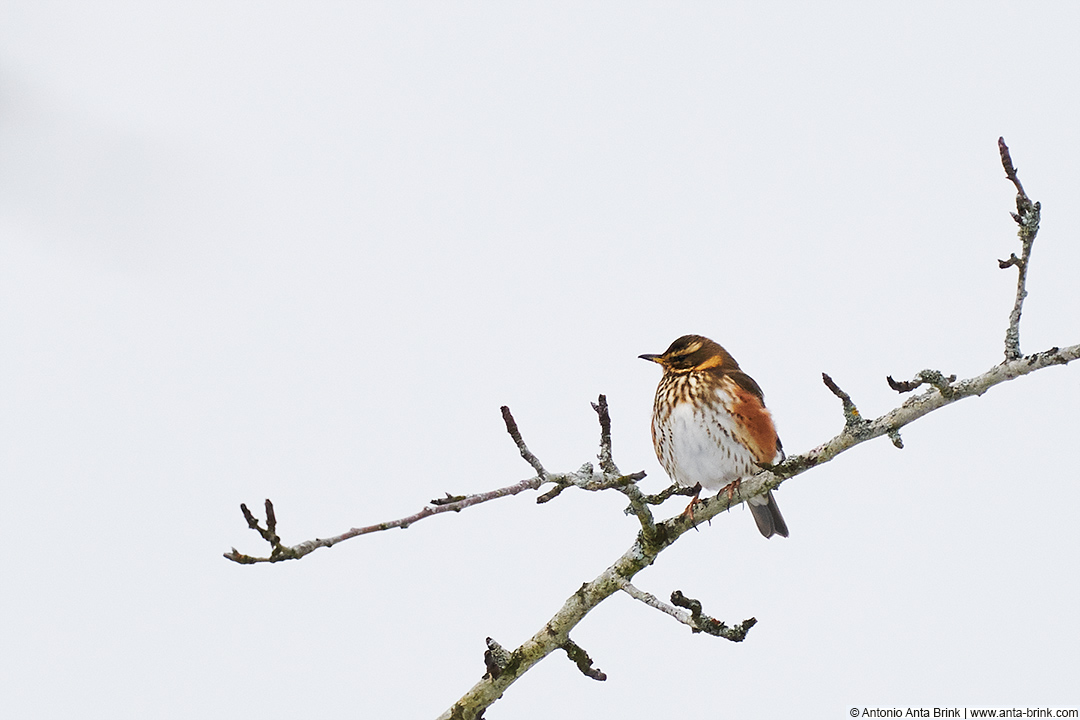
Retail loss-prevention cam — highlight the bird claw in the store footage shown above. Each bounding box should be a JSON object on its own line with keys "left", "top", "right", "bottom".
{"left": 680, "top": 484, "right": 703, "bottom": 529}
{"left": 719, "top": 478, "right": 742, "bottom": 503}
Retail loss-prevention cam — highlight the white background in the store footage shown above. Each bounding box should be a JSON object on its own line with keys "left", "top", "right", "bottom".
{"left": 2, "top": 3, "right": 1078, "bottom": 718}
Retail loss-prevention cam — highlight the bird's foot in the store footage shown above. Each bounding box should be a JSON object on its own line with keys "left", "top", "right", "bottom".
{"left": 719, "top": 478, "right": 742, "bottom": 504}
{"left": 679, "top": 484, "right": 703, "bottom": 529}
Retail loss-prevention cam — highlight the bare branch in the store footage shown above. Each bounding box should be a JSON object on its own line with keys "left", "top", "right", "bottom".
{"left": 439, "top": 534, "right": 658, "bottom": 720}
{"left": 533, "top": 465, "right": 646, "bottom": 504}
{"left": 617, "top": 578, "right": 692, "bottom": 624}
{"left": 614, "top": 479, "right": 659, "bottom": 543}
{"left": 263, "top": 499, "right": 278, "bottom": 537}
{"left": 501, "top": 406, "right": 548, "bottom": 478}
{"left": 774, "top": 346, "right": 1079, "bottom": 484}
{"left": 225, "top": 403, "right": 648, "bottom": 563}
{"left": 226, "top": 138, "right": 1078, "bottom": 720}
{"left": 886, "top": 369, "right": 957, "bottom": 397}
{"left": 482, "top": 637, "right": 512, "bottom": 680}
{"left": 591, "top": 394, "right": 618, "bottom": 475}
{"left": 223, "top": 475, "right": 546, "bottom": 564}
{"left": 229, "top": 500, "right": 291, "bottom": 562}
{"left": 618, "top": 579, "right": 756, "bottom": 641}
{"left": 585, "top": 395, "right": 660, "bottom": 539}
{"left": 535, "top": 483, "right": 569, "bottom": 504}
{"left": 669, "top": 590, "right": 757, "bottom": 641}
{"left": 998, "top": 137, "right": 1041, "bottom": 361}
{"left": 886, "top": 375, "right": 919, "bottom": 393}
{"left": 821, "top": 373, "right": 868, "bottom": 430}
{"left": 535, "top": 395, "right": 654, "bottom": 527}
{"left": 561, "top": 639, "right": 606, "bottom": 681}
{"left": 997, "top": 252, "right": 1022, "bottom": 270}
{"left": 998, "top": 136, "right": 1028, "bottom": 201}
{"left": 439, "top": 341, "right": 1080, "bottom": 719}
{"left": 641, "top": 483, "right": 699, "bottom": 505}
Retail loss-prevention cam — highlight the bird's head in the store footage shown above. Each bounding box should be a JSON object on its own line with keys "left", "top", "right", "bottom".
{"left": 639, "top": 334, "right": 740, "bottom": 373}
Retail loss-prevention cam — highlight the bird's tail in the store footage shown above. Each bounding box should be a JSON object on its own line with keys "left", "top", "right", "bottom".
{"left": 749, "top": 490, "right": 789, "bottom": 539}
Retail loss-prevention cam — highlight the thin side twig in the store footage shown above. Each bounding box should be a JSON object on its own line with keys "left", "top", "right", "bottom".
{"left": 821, "top": 373, "right": 867, "bottom": 430}
{"left": 226, "top": 399, "right": 648, "bottom": 563}
{"left": 669, "top": 590, "right": 757, "bottom": 641}
{"left": 483, "top": 637, "right": 512, "bottom": 680}
{"left": 501, "top": 406, "right": 548, "bottom": 479}
{"left": 641, "top": 483, "right": 699, "bottom": 505}
{"left": 998, "top": 137, "right": 1041, "bottom": 361}
{"left": 223, "top": 476, "right": 546, "bottom": 564}
{"left": 561, "top": 639, "right": 606, "bottom": 681}
{"left": 617, "top": 579, "right": 756, "bottom": 640}
{"left": 886, "top": 369, "right": 957, "bottom": 397}
{"left": 585, "top": 395, "right": 660, "bottom": 539}
{"left": 592, "top": 394, "right": 618, "bottom": 475}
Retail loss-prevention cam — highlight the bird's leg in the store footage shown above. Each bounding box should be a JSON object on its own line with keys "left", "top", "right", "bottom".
{"left": 718, "top": 478, "right": 742, "bottom": 504}
{"left": 679, "top": 483, "right": 703, "bottom": 528}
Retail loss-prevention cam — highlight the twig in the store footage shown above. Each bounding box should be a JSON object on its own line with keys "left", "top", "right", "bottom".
{"left": 223, "top": 476, "right": 546, "bottom": 564}
{"left": 617, "top": 579, "right": 756, "bottom": 641}
{"left": 615, "top": 479, "right": 659, "bottom": 542}
{"left": 483, "top": 637, "right": 512, "bottom": 680}
{"left": 431, "top": 493, "right": 468, "bottom": 506}
{"left": 998, "top": 137, "right": 1041, "bottom": 361}
{"left": 585, "top": 396, "right": 660, "bottom": 538}
{"left": 535, "top": 483, "right": 569, "bottom": 504}
{"left": 821, "top": 373, "right": 867, "bottom": 430}
{"left": 592, "top": 395, "right": 618, "bottom": 475}
{"left": 998, "top": 135, "right": 1029, "bottom": 202}
{"left": 775, "top": 346, "right": 1078, "bottom": 482}
{"left": 886, "top": 369, "right": 957, "bottom": 397}
{"left": 232, "top": 500, "right": 289, "bottom": 561}
{"left": 669, "top": 590, "right": 757, "bottom": 641}
{"left": 501, "top": 406, "right": 548, "bottom": 478}
{"left": 617, "top": 578, "right": 690, "bottom": 624}
{"left": 561, "top": 639, "right": 606, "bottom": 681}
{"left": 226, "top": 401, "right": 647, "bottom": 563}
{"left": 641, "top": 483, "right": 699, "bottom": 505}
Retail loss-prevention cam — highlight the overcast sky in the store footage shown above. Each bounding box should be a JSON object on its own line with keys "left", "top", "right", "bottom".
{"left": 2, "top": 3, "right": 1078, "bottom": 719}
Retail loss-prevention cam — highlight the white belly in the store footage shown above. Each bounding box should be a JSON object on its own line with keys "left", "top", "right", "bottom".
{"left": 655, "top": 399, "right": 759, "bottom": 491}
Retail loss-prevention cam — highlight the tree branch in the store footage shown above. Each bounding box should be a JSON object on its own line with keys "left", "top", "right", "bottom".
{"left": 561, "top": 639, "right": 607, "bottom": 681}
{"left": 617, "top": 579, "right": 757, "bottom": 640}
{"left": 998, "top": 136, "right": 1041, "bottom": 361}
{"left": 221, "top": 139, "right": 1077, "bottom": 719}
{"left": 821, "top": 373, "right": 868, "bottom": 431}
{"left": 225, "top": 398, "right": 646, "bottom": 564}
{"left": 886, "top": 369, "right": 957, "bottom": 396}
{"left": 669, "top": 590, "right": 757, "bottom": 641}
{"left": 223, "top": 477, "right": 546, "bottom": 564}
{"left": 482, "top": 637, "right": 512, "bottom": 680}
{"left": 438, "top": 341, "right": 1080, "bottom": 719}
{"left": 592, "top": 395, "right": 618, "bottom": 475}
{"left": 500, "top": 405, "right": 548, "bottom": 479}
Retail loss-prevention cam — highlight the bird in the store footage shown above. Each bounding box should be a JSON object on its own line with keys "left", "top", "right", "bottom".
{"left": 640, "top": 334, "right": 788, "bottom": 538}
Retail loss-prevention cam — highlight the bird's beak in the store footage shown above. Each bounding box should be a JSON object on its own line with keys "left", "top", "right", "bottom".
{"left": 638, "top": 353, "right": 662, "bottom": 363}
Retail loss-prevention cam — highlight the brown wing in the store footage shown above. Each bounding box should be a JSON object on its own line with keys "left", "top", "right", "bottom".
{"left": 720, "top": 373, "right": 782, "bottom": 465}
{"left": 728, "top": 370, "right": 766, "bottom": 404}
